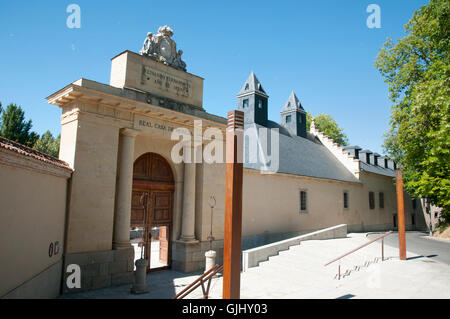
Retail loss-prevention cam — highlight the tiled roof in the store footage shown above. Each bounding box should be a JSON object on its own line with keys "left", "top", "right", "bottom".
{"left": 360, "top": 161, "right": 395, "bottom": 177}
{"left": 243, "top": 121, "right": 360, "bottom": 183}
{"left": 0, "top": 136, "right": 72, "bottom": 171}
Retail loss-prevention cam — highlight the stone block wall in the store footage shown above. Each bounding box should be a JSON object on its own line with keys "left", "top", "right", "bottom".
{"left": 62, "top": 248, "right": 134, "bottom": 294}
{"left": 172, "top": 240, "right": 224, "bottom": 273}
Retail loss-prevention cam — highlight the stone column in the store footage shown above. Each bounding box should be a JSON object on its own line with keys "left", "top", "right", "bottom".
{"left": 180, "top": 162, "right": 197, "bottom": 242}
{"left": 113, "top": 128, "right": 138, "bottom": 249}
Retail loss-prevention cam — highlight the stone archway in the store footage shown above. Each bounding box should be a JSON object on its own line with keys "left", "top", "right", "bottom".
{"left": 130, "top": 152, "right": 175, "bottom": 271}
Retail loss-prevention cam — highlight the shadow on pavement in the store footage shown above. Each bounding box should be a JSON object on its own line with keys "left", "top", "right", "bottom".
{"left": 406, "top": 254, "right": 438, "bottom": 261}
{"left": 336, "top": 294, "right": 356, "bottom": 299}
{"left": 60, "top": 269, "right": 206, "bottom": 299}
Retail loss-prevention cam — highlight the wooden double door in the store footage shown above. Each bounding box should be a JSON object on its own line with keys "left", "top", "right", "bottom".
{"left": 131, "top": 153, "right": 174, "bottom": 271}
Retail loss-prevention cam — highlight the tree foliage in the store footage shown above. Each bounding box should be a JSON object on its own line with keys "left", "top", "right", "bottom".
{"left": 375, "top": 0, "right": 450, "bottom": 218}
{"left": 382, "top": 125, "right": 404, "bottom": 164}
{"left": 34, "top": 130, "right": 60, "bottom": 158}
{"left": 0, "top": 102, "right": 60, "bottom": 158}
{"left": 313, "top": 113, "right": 349, "bottom": 146}
{"left": 0, "top": 103, "right": 39, "bottom": 147}
{"left": 306, "top": 112, "right": 312, "bottom": 132}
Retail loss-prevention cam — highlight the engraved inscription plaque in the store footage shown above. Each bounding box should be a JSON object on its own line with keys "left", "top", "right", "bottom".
{"left": 141, "top": 66, "right": 191, "bottom": 97}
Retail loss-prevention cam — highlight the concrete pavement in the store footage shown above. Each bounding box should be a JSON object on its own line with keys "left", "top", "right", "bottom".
{"left": 367, "top": 231, "right": 450, "bottom": 265}
{"left": 60, "top": 232, "right": 450, "bottom": 299}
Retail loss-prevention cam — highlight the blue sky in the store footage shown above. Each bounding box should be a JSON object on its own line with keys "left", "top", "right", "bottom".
{"left": 0, "top": 0, "right": 428, "bottom": 154}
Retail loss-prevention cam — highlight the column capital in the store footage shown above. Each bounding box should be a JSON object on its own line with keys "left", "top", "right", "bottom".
{"left": 120, "top": 128, "right": 140, "bottom": 138}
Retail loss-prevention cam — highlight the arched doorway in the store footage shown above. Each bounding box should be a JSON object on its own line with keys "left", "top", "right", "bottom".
{"left": 130, "top": 152, "right": 174, "bottom": 271}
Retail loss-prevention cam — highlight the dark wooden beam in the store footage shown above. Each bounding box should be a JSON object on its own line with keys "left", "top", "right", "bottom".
{"left": 222, "top": 110, "right": 244, "bottom": 299}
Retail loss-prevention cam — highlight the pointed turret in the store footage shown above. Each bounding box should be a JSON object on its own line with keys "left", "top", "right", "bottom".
{"left": 237, "top": 72, "right": 268, "bottom": 126}
{"left": 281, "top": 91, "right": 304, "bottom": 113}
{"left": 237, "top": 72, "right": 268, "bottom": 97}
{"left": 280, "top": 91, "right": 307, "bottom": 138}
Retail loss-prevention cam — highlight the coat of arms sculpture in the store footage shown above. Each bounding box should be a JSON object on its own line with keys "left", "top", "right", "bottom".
{"left": 139, "top": 25, "right": 187, "bottom": 72}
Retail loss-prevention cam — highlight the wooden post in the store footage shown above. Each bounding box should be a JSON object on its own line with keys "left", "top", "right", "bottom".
{"left": 222, "top": 110, "right": 244, "bottom": 299}
{"left": 396, "top": 170, "right": 407, "bottom": 260}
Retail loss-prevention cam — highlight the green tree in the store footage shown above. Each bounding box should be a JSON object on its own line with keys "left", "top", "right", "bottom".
{"left": 313, "top": 113, "right": 349, "bottom": 146}
{"left": 33, "top": 130, "right": 60, "bottom": 158}
{"left": 0, "top": 103, "right": 39, "bottom": 147}
{"left": 375, "top": 0, "right": 450, "bottom": 218}
{"left": 381, "top": 125, "right": 403, "bottom": 164}
{"left": 306, "top": 112, "right": 312, "bottom": 132}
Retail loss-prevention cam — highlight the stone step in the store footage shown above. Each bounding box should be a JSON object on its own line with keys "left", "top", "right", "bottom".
{"left": 243, "top": 235, "right": 399, "bottom": 289}
{"left": 261, "top": 261, "right": 334, "bottom": 274}
{"left": 268, "top": 250, "right": 325, "bottom": 263}
{"left": 282, "top": 254, "right": 379, "bottom": 271}
{"left": 243, "top": 264, "right": 333, "bottom": 286}
{"left": 258, "top": 260, "right": 334, "bottom": 276}
{"left": 266, "top": 259, "right": 333, "bottom": 273}
{"left": 270, "top": 247, "right": 379, "bottom": 268}
{"left": 249, "top": 239, "right": 391, "bottom": 283}
{"left": 288, "top": 244, "right": 359, "bottom": 258}
{"left": 299, "top": 244, "right": 384, "bottom": 262}
{"left": 236, "top": 234, "right": 406, "bottom": 298}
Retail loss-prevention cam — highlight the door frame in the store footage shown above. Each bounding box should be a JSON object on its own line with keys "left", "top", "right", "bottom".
{"left": 131, "top": 152, "right": 175, "bottom": 272}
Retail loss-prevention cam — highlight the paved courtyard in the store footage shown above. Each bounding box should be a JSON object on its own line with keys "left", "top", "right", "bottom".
{"left": 61, "top": 232, "right": 450, "bottom": 299}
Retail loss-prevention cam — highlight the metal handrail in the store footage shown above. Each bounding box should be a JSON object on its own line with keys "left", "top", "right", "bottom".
{"left": 173, "top": 264, "right": 223, "bottom": 299}
{"left": 324, "top": 231, "right": 393, "bottom": 279}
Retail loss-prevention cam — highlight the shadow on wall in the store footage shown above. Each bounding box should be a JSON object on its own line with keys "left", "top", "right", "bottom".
{"left": 242, "top": 229, "right": 325, "bottom": 251}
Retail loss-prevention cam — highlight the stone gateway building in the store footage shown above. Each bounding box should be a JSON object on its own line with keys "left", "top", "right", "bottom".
{"left": 0, "top": 26, "right": 430, "bottom": 297}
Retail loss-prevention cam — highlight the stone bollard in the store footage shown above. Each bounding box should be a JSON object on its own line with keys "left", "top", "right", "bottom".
{"left": 131, "top": 258, "right": 148, "bottom": 294}
{"left": 205, "top": 250, "right": 217, "bottom": 274}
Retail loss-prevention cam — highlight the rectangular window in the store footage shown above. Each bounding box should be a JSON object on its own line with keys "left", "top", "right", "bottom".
{"left": 343, "top": 191, "right": 349, "bottom": 209}
{"left": 412, "top": 198, "right": 417, "bottom": 210}
{"left": 379, "top": 192, "right": 384, "bottom": 209}
{"left": 286, "top": 115, "right": 292, "bottom": 123}
{"left": 369, "top": 191, "right": 375, "bottom": 209}
{"left": 258, "top": 100, "right": 263, "bottom": 109}
{"left": 411, "top": 214, "right": 415, "bottom": 225}
{"left": 300, "top": 190, "right": 308, "bottom": 212}
{"left": 243, "top": 99, "right": 249, "bottom": 108}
